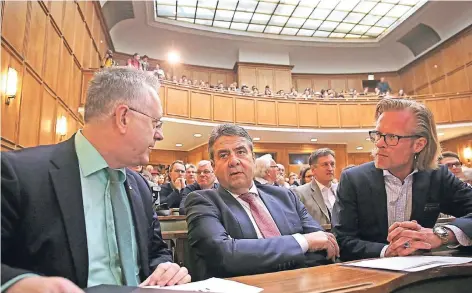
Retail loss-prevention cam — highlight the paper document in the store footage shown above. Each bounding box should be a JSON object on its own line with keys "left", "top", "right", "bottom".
{"left": 146, "top": 277, "right": 263, "bottom": 293}
{"left": 343, "top": 256, "right": 472, "bottom": 272}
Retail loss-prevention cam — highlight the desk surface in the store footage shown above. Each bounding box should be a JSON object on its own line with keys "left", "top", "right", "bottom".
{"left": 230, "top": 262, "right": 472, "bottom": 293}
{"left": 158, "top": 215, "right": 186, "bottom": 221}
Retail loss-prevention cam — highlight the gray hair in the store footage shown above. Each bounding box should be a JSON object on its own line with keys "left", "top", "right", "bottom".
{"left": 197, "top": 160, "right": 212, "bottom": 168}
{"left": 375, "top": 99, "right": 440, "bottom": 170}
{"left": 254, "top": 154, "right": 274, "bottom": 178}
{"left": 309, "top": 148, "right": 335, "bottom": 166}
{"left": 208, "top": 124, "right": 254, "bottom": 161}
{"left": 84, "top": 67, "right": 160, "bottom": 122}
{"left": 185, "top": 163, "right": 196, "bottom": 170}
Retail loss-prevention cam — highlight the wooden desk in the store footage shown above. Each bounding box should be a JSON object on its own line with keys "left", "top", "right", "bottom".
{"left": 162, "top": 230, "right": 188, "bottom": 268}
{"left": 230, "top": 261, "right": 472, "bottom": 293}
{"left": 158, "top": 215, "right": 187, "bottom": 231}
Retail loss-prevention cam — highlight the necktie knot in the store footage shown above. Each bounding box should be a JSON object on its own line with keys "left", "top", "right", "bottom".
{"left": 239, "top": 192, "right": 257, "bottom": 204}
{"left": 107, "top": 168, "right": 120, "bottom": 183}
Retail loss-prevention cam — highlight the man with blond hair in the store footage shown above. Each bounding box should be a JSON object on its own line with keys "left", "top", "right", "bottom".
{"left": 333, "top": 99, "right": 472, "bottom": 261}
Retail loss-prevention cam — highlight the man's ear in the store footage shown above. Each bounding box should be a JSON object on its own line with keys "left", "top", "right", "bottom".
{"left": 413, "top": 137, "right": 427, "bottom": 154}
{"left": 114, "top": 105, "right": 130, "bottom": 134}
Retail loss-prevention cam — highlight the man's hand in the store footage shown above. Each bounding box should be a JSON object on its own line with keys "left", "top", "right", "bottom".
{"left": 276, "top": 176, "right": 286, "bottom": 187}
{"left": 303, "top": 231, "right": 340, "bottom": 261}
{"left": 174, "top": 178, "right": 186, "bottom": 191}
{"left": 140, "top": 262, "right": 191, "bottom": 287}
{"left": 7, "top": 276, "right": 84, "bottom": 293}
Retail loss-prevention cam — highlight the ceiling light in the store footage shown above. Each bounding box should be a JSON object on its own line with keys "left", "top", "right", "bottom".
{"left": 310, "top": 138, "right": 318, "bottom": 142}
{"left": 437, "top": 132, "right": 444, "bottom": 136}
{"left": 167, "top": 51, "right": 180, "bottom": 64}
{"left": 175, "top": 143, "right": 183, "bottom": 147}
{"left": 356, "top": 146, "right": 364, "bottom": 150}
{"left": 193, "top": 133, "right": 202, "bottom": 137}
{"left": 253, "top": 137, "right": 261, "bottom": 141}
{"left": 366, "top": 137, "right": 371, "bottom": 141}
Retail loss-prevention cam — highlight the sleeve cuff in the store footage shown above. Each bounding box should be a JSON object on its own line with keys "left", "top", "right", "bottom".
{"left": 1, "top": 273, "right": 38, "bottom": 292}
{"left": 380, "top": 245, "right": 389, "bottom": 258}
{"left": 292, "top": 233, "right": 309, "bottom": 253}
{"left": 444, "top": 225, "right": 472, "bottom": 247}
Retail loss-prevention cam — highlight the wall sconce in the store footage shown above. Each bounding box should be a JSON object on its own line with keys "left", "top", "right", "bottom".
{"left": 464, "top": 147, "right": 472, "bottom": 164}
{"left": 5, "top": 67, "right": 18, "bottom": 105}
{"left": 56, "top": 116, "right": 67, "bottom": 137}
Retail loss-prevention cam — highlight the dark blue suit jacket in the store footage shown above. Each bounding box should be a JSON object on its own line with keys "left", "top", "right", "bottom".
{"left": 185, "top": 183, "right": 330, "bottom": 281}
{"left": 179, "top": 182, "right": 219, "bottom": 215}
{"left": 1, "top": 136, "right": 172, "bottom": 288}
{"left": 159, "top": 182, "right": 182, "bottom": 209}
{"left": 333, "top": 162, "right": 472, "bottom": 261}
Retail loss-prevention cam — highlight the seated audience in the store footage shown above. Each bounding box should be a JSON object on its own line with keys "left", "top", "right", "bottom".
{"left": 146, "top": 164, "right": 154, "bottom": 173}
{"left": 251, "top": 86, "right": 259, "bottom": 96}
{"left": 254, "top": 154, "right": 278, "bottom": 185}
{"left": 101, "top": 50, "right": 114, "bottom": 68}
{"left": 157, "top": 174, "right": 165, "bottom": 185}
{"left": 127, "top": 53, "right": 140, "bottom": 70}
{"left": 292, "top": 149, "right": 337, "bottom": 226}
{"left": 154, "top": 64, "right": 165, "bottom": 79}
{"left": 439, "top": 151, "right": 468, "bottom": 182}
{"left": 333, "top": 98, "right": 472, "bottom": 261}
{"left": 185, "top": 163, "right": 197, "bottom": 185}
{"left": 179, "top": 160, "right": 218, "bottom": 215}
{"left": 398, "top": 89, "right": 406, "bottom": 97}
{"left": 159, "top": 160, "right": 186, "bottom": 208}
{"left": 185, "top": 124, "right": 339, "bottom": 280}
{"left": 301, "top": 88, "right": 312, "bottom": 100}
{"left": 140, "top": 55, "right": 150, "bottom": 71}
{"left": 289, "top": 87, "right": 298, "bottom": 98}
{"left": 376, "top": 77, "right": 392, "bottom": 95}
{"left": 1, "top": 67, "right": 190, "bottom": 291}
{"left": 300, "top": 167, "right": 314, "bottom": 185}
{"left": 275, "top": 163, "right": 290, "bottom": 188}
{"left": 264, "top": 85, "right": 273, "bottom": 96}
{"left": 288, "top": 172, "right": 299, "bottom": 187}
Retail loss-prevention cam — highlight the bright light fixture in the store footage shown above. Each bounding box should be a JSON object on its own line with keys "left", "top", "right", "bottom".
{"left": 167, "top": 51, "right": 180, "bottom": 64}
{"left": 356, "top": 146, "right": 364, "bottom": 150}
{"left": 310, "top": 138, "right": 318, "bottom": 142}
{"left": 253, "top": 137, "right": 261, "bottom": 141}
{"left": 175, "top": 143, "right": 183, "bottom": 147}
{"left": 194, "top": 133, "right": 202, "bottom": 137}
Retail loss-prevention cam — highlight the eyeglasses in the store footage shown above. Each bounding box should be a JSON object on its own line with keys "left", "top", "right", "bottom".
{"left": 173, "top": 169, "right": 185, "bottom": 174}
{"left": 369, "top": 130, "right": 421, "bottom": 147}
{"left": 445, "top": 162, "right": 462, "bottom": 169}
{"left": 128, "top": 107, "right": 164, "bottom": 130}
{"left": 197, "top": 170, "right": 213, "bottom": 175}
{"left": 305, "top": 175, "right": 314, "bottom": 179}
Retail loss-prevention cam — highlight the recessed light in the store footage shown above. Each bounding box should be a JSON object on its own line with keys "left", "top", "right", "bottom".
{"left": 175, "top": 143, "right": 183, "bottom": 147}
{"left": 193, "top": 133, "right": 202, "bottom": 138}
{"left": 253, "top": 137, "right": 261, "bottom": 141}
{"left": 365, "top": 137, "right": 371, "bottom": 141}
{"left": 356, "top": 146, "right": 364, "bottom": 150}
{"left": 434, "top": 64, "right": 438, "bottom": 68}
{"left": 310, "top": 138, "right": 318, "bottom": 142}
{"left": 438, "top": 132, "right": 444, "bottom": 136}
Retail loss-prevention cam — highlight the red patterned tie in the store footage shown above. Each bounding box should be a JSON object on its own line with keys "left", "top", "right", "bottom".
{"left": 239, "top": 192, "right": 281, "bottom": 238}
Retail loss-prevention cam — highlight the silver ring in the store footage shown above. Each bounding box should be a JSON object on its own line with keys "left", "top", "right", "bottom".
{"left": 403, "top": 241, "right": 411, "bottom": 248}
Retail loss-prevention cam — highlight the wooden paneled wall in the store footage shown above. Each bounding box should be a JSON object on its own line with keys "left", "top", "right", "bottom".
{"left": 161, "top": 82, "right": 472, "bottom": 128}
{"left": 440, "top": 134, "right": 472, "bottom": 167}
{"left": 292, "top": 72, "right": 401, "bottom": 93}
{"left": 149, "top": 149, "right": 188, "bottom": 166}
{"left": 236, "top": 62, "right": 293, "bottom": 93}
{"left": 113, "top": 52, "right": 236, "bottom": 87}
{"left": 399, "top": 27, "right": 472, "bottom": 95}
{"left": 347, "top": 153, "right": 373, "bottom": 166}
{"left": 1, "top": 1, "right": 110, "bottom": 150}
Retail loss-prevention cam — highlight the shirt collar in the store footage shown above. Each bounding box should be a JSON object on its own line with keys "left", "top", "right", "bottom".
{"left": 314, "top": 179, "right": 332, "bottom": 191}
{"left": 227, "top": 182, "right": 259, "bottom": 199}
{"left": 74, "top": 130, "right": 126, "bottom": 182}
{"left": 383, "top": 169, "right": 418, "bottom": 180}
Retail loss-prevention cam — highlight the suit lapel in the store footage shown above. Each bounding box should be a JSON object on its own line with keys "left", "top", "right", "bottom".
{"left": 258, "top": 188, "right": 292, "bottom": 234}
{"left": 370, "top": 166, "right": 389, "bottom": 238}
{"left": 49, "top": 137, "right": 88, "bottom": 288}
{"left": 310, "top": 182, "right": 330, "bottom": 221}
{"left": 124, "top": 172, "right": 149, "bottom": 277}
{"left": 410, "top": 171, "right": 431, "bottom": 224}
{"left": 218, "top": 186, "right": 258, "bottom": 239}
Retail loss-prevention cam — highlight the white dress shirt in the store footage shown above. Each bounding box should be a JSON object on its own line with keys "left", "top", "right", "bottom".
{"left": 380, "top": 169, "right": 471, "bottom": 257}
{"left": 227, "top": 184, "right": 309, "bottom": 253}
{"left": 315, "top": 180, "right": 337, "bottom": 212}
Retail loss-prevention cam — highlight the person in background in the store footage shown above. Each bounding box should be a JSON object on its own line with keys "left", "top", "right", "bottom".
{"left": 127, "top": 53, "right": 140, "bottom": 70}
{"left": 275, "top": 163, "right": 290, "bottom": 188}
{"left": 288, "top": 172, "right": 299, "bottom": 187}
{"left": 157, "top": 174, "right": 165, "bottom": 185}
{"left": 376, "top": 77, "right": 392, "bottom": 95}
{"left": 146, "top": 165, "right": 154, "bottom": 174}
{"left": 254, "top": 154, "right": 278, "bottom": 185}
{"left": 439, "top": 151, "right": 466, "bottom": 181}
{"left": 300, "top": 167, "right": 314, "bottom": 185}
{"left": 159, "top": 160, "right": 186, "bottom": 208}
{"left": 101, "top": 50, "right": 114, "bottom": 68}
{"left": 140, "top": 55, "right": 150, "bottom": 71}
{"left": 398, "top": 89, "right": 406, "bottom": 97}
{"left": 154, "top": 64, "right": 165, "bottom": 80}
{"left": 185, "top": 164, "right": 197, "bottom": 185}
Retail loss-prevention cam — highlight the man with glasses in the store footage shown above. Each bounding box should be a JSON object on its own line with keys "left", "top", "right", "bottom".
{"left": 333, "top": 99, "right": 472, "bottom": 261}
{"left": 439, "top": 152, "right": 466, "bottom": 181}
{"left": 159, "top": 160, "right": 187, "bottom": 209}
{"left": 179, "top": 160, "right": 218, "bottom": 215}
{"left": 1, "top": 67, "right": 190, "bottom": 292}
{"left": 292, "top": 149, "right": 337, "bottom": 226}
{"left": 254, "top": 154, "right": 279, "bottom": 185}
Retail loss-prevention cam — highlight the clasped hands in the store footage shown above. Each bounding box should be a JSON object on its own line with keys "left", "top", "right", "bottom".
{"left": 304, "top": 231, "right": 340, "bottom": 261}
{"left": 384, "top": 220, "right": 444, "bottom": 257}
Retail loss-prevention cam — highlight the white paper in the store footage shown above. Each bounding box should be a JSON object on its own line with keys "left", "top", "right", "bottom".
{"left": 343, "top": 256, "right": 472, "bottom": 272}
{"left": 145, "top": 277, "right": 263, "bottom": 293}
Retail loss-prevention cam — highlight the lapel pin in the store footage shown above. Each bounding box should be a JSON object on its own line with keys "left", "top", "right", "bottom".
{"left": 129, "top": 186, "right": 133, "bottom": 190}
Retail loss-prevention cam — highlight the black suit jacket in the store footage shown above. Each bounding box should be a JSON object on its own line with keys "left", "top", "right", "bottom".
{"left": 178, "top": 182, "right": 219, "bottom": 215}
{"left": 1, "top": 137, "right": 172, "bottom": 288}
{"left": 333, "top": 162, "right": 472, "bottom": 261}
{"left": 185, "top": 183, "right": 330, "bottom": 281}
{"left": 159, "top": 182, "right": 182, "bottom": 209}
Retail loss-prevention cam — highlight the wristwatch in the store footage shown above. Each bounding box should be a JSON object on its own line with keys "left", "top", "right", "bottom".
{"left": 433, "top": 226, "right": 449, "bottom": 245}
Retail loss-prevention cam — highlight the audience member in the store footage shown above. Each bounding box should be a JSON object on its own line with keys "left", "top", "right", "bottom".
{"left": 376, "top": 77, "right": 392, "bottom": 95}
{"left": 127, "top": 53, "right": 140, "bottom": 70}
{"left": 157, "top": 174, "right": 165, "bottom": 185}
{"left": 159, "top": 160, "right": 186, "bottom": 208}
{"left": 179, "top": 160, "right": 218, "bottom": 215}
{"left": 185, "top": 164, "right": 197, "bottom": 185}
{"left": 264, "top": 85, "right": 273, "bottom": 96}
{"left": 254, "top": 154, "right": 278, "bottom": 185}
{"left": 1, "top": 67, "right": 190, "bottom": 292}
{"left": 101, "top": 50, "right": 114, "bottom": 68}
{"left": 292, "top": 149, "right": 337, "bottom": 225}
{"left": 288, "top": 172, "right": 299, "bottom": 187}
{"left": 439, "top": 151, "right": 465, "bottom": 181}
{"left": 275, "top": 163, "right": 290, "bottom": 188}
{"left": 154, "top": 64, "right": 165, "bottom": 79}
{"left": 333, "top": 98, "right": 472, "bottom": 261}
{"left": 300, "top": 167, "right": 314, "bottom": 185}
{"left": 185, "top": 124, "right": 338, "bottom": 280}
{"left": 140, "top": 55, "right": 150, "bottom": 71}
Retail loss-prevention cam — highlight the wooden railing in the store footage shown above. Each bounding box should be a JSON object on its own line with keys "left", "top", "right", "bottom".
{"left": 159, "top": 81, "right": 472, "bottom": 129}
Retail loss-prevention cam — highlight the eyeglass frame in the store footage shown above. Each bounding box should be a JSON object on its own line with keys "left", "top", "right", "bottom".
{"left": 444, "top": 162, "right": 462, "bottom": 169}
{"left": 197, "top": 170, "right": 213, "bottom": 175}
{"left": 368, "top": 130, "right": 421, "bottom": 147}
{"left": 128, "top": 106, "right": 164, "bottom": 130}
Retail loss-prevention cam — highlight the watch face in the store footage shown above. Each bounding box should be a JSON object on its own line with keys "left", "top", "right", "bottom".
{"left": 435, "top": 226, "right": 448, "bottom": 237}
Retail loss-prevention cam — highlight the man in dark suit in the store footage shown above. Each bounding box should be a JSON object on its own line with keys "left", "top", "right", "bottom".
{"left": 158, "top": 160, "right": 186, "bottom": 209}
{"left": 179, "top": 160, "right": 218, "bottom": 215}
{"left": 185, "top": 124, "right": 339, "bottom": 281}
{"left": 333, "top": 99, "right": 472, "bottom": 261}
{"left": 1, "top": 68, "right": 190, "bottom": 293}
